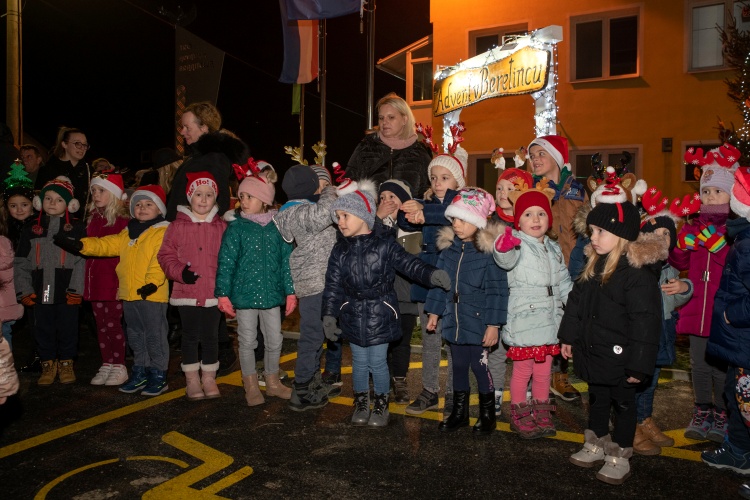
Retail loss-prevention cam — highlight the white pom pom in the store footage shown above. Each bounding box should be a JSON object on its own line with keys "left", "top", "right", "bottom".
{"left": 32, "top": 195, "right": 42, "bottom": 211}
{"left": 68, "top": 199, "right": 80, "bottom": 214}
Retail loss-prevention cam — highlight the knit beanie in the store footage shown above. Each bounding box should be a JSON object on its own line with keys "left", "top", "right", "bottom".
{"left": 686, "top": 143, "right": 739, "bottom": 195}
{"left": 731, "top": 166, "right": 750, "bottom": 219}
{"left": 185, "top": 171, "right": 218, "bottom": 203}
{"left": 586, "top": 201, "right": 640, "bottom": 242}
{"left": 428, "top": 146, "right": 468, "bottom": 189}
{"left": 282, "top": 164, "right": 319, "bottom": 200}
{"left": 311, "top": 165, "right": 332, "bottom": 186}
{"left": 91, "top": 172, "right": 127, "bottom": 201}
{"left": 330, "top": 179, "right": 377, "bottom": 229}
{"left": 239, "top": 175, "right": 275, "bottom": 206}
{"left": 497, "top": 167, "right": 533, "bottom": 190}
{"left": 640, "top": 216, "right": 677, "bottom": 252}
{"left": 528, "top": 135, "right": 570, "bottom": 170}
{"left": 35, "top": 176, "right": 79, "bottom": 214}
{"left": 445, "top": 187, "right": 496, "bottom": 230}
{"left": 378, "top": 179, "right": 412, "bottom": 203}
{"left": 130, "top": 184, "right": 167, "bottom": 218}
{"left": 512, "top": 189, "right": 553, "bottom": 229}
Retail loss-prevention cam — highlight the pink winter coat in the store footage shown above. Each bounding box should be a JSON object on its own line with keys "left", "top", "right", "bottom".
{"left": 84, "top": 210, "right": 129, "bottom": 301}
{"left": 668, "top": 210, "right": 729, "bottom": 337}
{"left": 0, "top": 236, "right": 22, "bottom": 322}
{"left": 157, "top": 205, "right": 226, "bottom": 307}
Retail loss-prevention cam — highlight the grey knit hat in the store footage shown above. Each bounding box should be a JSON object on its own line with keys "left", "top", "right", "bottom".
{"left": 330, "top": 179, "right": 378, "bottom": 229}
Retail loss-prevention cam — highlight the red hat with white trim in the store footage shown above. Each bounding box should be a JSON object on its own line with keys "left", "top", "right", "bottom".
{"left": 91, "top": 172, "right": 127, "bottom": 201}
{"left": 731, "top": 166, "right": 750, "bottom": 219}
{"left": 185, "top": 171, "right": 218, "bottom": 203}
{"left": 130, "top": 184, "right": 167, "bottom": 217}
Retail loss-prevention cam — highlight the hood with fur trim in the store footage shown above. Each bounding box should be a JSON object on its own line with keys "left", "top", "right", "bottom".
{"left": 188, "top": 131, "right": 249, "bottom": 164}
{"left": 436, "top": 220, "right": 505, "bottom": 253}
{"left": 573, "top": 203, "right": 592, "bottom": 237}
{"left": 583, "top": 231, "right": 668, "bottom": 269}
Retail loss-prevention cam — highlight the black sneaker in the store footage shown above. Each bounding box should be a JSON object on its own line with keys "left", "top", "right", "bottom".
{"left": 405, "top": 388, "right": 439, "bottom": 415}
{"left": 289, "top": 374, "right": 329, "bottom": 412}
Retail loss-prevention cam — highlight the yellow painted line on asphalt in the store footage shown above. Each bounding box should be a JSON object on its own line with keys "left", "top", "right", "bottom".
{"left": 126, "top": 455, "right": 190, "bottom": 467}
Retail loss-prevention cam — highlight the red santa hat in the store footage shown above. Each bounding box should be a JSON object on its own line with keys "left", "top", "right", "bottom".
{"left": 90, "top": 172, "right": 127, "bottom": 201}
{"left": 731, "top": 166, "right": 750, "bottom": 219}
{"left": 528, "top": 135, "right": 570, "bottom": 170}
{"left": 130, "top": 184, "right": 167, "bottom": 217}
{"left": 185, "top": 171, "right": 218, "bottom": 203}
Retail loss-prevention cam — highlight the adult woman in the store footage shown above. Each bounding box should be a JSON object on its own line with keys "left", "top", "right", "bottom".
{"left": 35, "top": 127, "right": 91, "bottom": 216}
{"left": 346, "top": 93, "right": 431, "bottom": 198}
{"left": 166, "top": 102, "right": 248, "bottom": 221}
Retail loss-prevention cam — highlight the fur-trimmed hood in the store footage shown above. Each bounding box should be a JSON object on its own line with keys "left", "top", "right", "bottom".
{"left": 573, "top": 203, "right": 592, "bottom": 237}
{"left": 583, "top": 231, "right": 668, "bottom": 269}
{"left": 436, "top": 220, "right": 505, "bottom": 253}
{"left": 188, "top": 131, "right": 249, "bottom": 164}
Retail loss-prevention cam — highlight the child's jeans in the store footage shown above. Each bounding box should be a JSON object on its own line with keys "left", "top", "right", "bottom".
{"left": 295, "top": 293, "right": 325, "bottom": 385}
{"left": 450, "top": 343, "right": 493, "bottom": 393}
{"left": 418, "top": 303, "right": 452, "bottom": 395}
{"left": 179, "top": 306, "right": 220, "bottom": 365}
{"left": 388, "top": 313, "right": 417, "bottom": 378}
{"left": 122, "top": 301, "right": 169, "bottom": 370}
{"left": 35, "top": 304, "right": 79, "bottom": 361}
{"left": 325, "top": 337, "right": 342, "bottom": 374}
{"left": 690, "top": 335, "right": 727, "bottom": 410}
{"left": 635, "top": 367, "right": 661, "bottom": 423}
{"left": 236, "top": 307, "right": 282, "bottom": 377}
{"left": 350, "top": 342, "right": 389, "bottom": 395}
{"left": 589, "top": 379, "right": 637, "bottom": 448}
{"left": 91, "top": 300, "right": 125, "bottom": 365}
{"left": 1, "top": 321, "right": 14, "bottom": 348}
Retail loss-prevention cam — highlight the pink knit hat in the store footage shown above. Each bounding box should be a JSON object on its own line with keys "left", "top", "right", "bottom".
{"left": 444, "top": 187, "right": 496, "bottom": 229}
{"left": 239, "top": 175, "right": 275, "bottom": 206}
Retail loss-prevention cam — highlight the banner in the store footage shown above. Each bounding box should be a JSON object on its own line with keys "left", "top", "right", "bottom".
{"left": 279, "top": 0, "right": 319, "bottom": 84}
{"left": 285, "top": 0, "right": 361, "bottom": 20}
{"left": 175, "top": 27, "right": 225, "bottom": 105}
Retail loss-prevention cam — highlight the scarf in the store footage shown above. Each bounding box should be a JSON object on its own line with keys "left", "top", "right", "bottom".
{"left": 128, "top": 215, "right": 165, "bottom": 240}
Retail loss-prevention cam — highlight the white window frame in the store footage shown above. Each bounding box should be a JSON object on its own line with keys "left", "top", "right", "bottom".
{"left": 406, "top": 40, "right": 432, "bottom": 106}
{"left": 468, "top": 23, "right": 529, "bottom": 58}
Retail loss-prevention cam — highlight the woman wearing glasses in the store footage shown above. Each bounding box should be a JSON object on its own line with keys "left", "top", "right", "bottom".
{"left": 35, "top": 127, "right": 91, "bottom": 216}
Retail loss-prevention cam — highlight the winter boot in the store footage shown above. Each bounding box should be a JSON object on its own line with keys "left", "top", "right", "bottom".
{"left": 438, "top": 390, "right": 470, "bottom": 432}
{"left": 633, "top": 422, "right": 661, "bottom": 456}
{"left": 368, "top": 393, "right": 390, "bottom": 427}
{"left": 510, "top": 401, "right": 544, "bottom": 439}
{"left": 391, "top": 376, "right": 409, "bottom": 404}
{"left": 442, "top": 391, "right": 454, "bottom": 422}
{"left": 685, "top": 404, "right": 713, "bottom": 440}
{"left": 473, "top": 391, "right": 496, "bottom": 435}
{"left": 200, "top": 361, "right": 221, "bottom": 399}
{"left": 182, "top": 363, "right": 204, "bottom": 400}
{"left": 265, "top": 372, "right": 292, "bottom": 399}
{"left": 141, "top": 368, "right": 168, "bottom": 396}
{"left": 707, "top": 409, "right": 728, "bottom": 444}
{"left": 533, "top": 398, "right": 557, "bottom": 437}
{"left": 119, "top": 365, "right": 148, "bottom": 393}
{"left": 494, "top": 389, "right": 504, "bottom": 417}
{"left": 570, "top": 429, "right": 610, "bottom": 468}
{"left": 596, "top": 441, "right": 633, "bottom": 485}
{"left": 289, "top": 373, "right": 329, "bottom": 411}
{"left": 58, "top": 359, "right": 76, "bottom": 384}
{"left": 37, "top": 360, "right": 57, "bottom": 386}
{"left": 405, "top": 388, "right": 439, "bottom": 415}
{"left": 351, "top": 392, "right": 370, "bottom": 425}
{"left": 242, "top": 373, "right": 265, "bottom": 406}
{"left": 640, "top": 417, "right": 674, "bottom": 447}
{"left": 550, "top": 372, "right": 581, "bottom": 401}
{"left": 91, "top": 364, "right": 113, "bottom": 385}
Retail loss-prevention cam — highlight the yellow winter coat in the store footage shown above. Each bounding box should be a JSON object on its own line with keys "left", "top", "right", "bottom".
{"left": 80, "top": 221, "right": 170, "bottom": 303}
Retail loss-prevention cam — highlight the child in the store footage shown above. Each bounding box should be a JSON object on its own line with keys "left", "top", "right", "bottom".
{"left": 85, "top": 172, "right": 130, "bottom": 386}
{"left": 216, "top": 169, "right": 295, "bottom": 406}
{"left": 493, "top": 186, "right": 573, "bottom": 439}
{"left": 703, "top": 166, "right": 750, "bottom": 475}
{"left": 670, "top": 143, "right": 737, "bottom": 442}
{"left": 633, "top": 191, "right": 694, "bottom": 455}
{"left": 425, "top": 187, "right": 508, "bottom": 434}
{"left": 15, "top": 176, "right": 85, "bottom": 385}
{"left": 158, "top": 172, "right": 227, "bottom": 400}
{"left": 55, "top": 185, "right": 171, "bottom": 396}
{"left": 398, "top": 146, "right": 466, "bottom": 417}
{"left": 322, "top": 179, "right": 450, "bottom": 426}
{"left": 273, "top": 163, "right": 339, "bottom": 411}
{"left": 558, "top": 200, "right": 663, "bottom": 485}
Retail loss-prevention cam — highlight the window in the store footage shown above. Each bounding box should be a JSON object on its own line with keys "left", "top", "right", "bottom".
{"left": 682, "top": 142, "right": 720, "bottom": 181}
{"left": 571, "top": 9, "right": 640, "bottom": 81}
{"left": 473, "top": 154, "right": 516, "bottom": 194}
{"left": 687, "top": 1, "right": 750, "bottom": 71}
{"left": 469, "top": 24, "right": 528, "bottom": 57}
{"left": 570, "top": 149, "right": 640, "bottom": 182}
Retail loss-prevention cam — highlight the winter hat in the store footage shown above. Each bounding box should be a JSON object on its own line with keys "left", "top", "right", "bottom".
{"left": 586, "top": 201, "right": 640, "bottom": 242}
{"left": 640, "top": 186, "right": 696, "bottom": 252}
{"left": 185, "top": 171, "right": 218, "bottom": 203}
{"left": 528, "top": 135, "right": 570, "bottom": 170}
{"left": 378, "top": 179, "right": 412, "bottom": 203}
{"left": 130, "top": 184, "right": 167, "bottom": 218}
{"left": 91, "top": 172, "right": 127, "bottom": 201}
{"left": 428, "top": 149, "right": 467, "bottom": 189}
{"left": 497, "top": 167, "right": 533, "bottom": 190}
{"left": 239, "top": 175, "right": 275, "bottom": 206}
{"left": 311, "top": 165, "right": 332, "bottom": 186}
{"left": 330, "top": 179, "right": 377, "bottom": 229}
{"left": 685, "top": 143, "right": 739, "bottom": 194}
{"left": 2, "top": 159, "right": 35, "bottom": 203}
{"left": 35, "top": 176, "right": 79, "bottom": 213}
{"left": 445, "top": 187, "right": 496, "bottom": 230}
{"left": 510, "top": 188, "right": 554, "bottom": 229}
{"left": 640, "top": 216, "right": 677, "bottom": 252}
{"left": 731, "top": 166, "right": 750, "bottom": 219}
{"left": 282, "top": 164, "right": 319, "bottom": 200}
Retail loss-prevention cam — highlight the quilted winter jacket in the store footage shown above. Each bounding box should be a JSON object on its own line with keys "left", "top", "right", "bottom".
{"left": 707, "top": 218, "right": 750, "bottom": 368}
{"left": 397, "top": 188, "right": 459, "bottom": 303}
{"left": 425, "top": 222, "right": 509, "bottom": 345}
{"left": 158, "top": 206, "right": 226, "bottom": 307}
{"left": 322, "top": 225, "right": 437, "bottom": 348}
{"left": 0, "top": 237, "right": 22, "bottom": 322}
{"left": 84, "top": 210, "right": 129, "bottom": 301}
{"left": 493, "top": 229, "right": 573, "bottom": 347}
{"left": 80, "top": 221, "right": 170, "bottom": 303}
{"left": 215, "top": 209, "right": 294, "bottom": 310}
{"left": 558, "top": 233, "right": 665, "bottom": 385}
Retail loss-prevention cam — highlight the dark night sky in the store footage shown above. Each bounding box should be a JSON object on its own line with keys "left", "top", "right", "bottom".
{"left": 0, "top": 0, "right": 430, "bottom": 177}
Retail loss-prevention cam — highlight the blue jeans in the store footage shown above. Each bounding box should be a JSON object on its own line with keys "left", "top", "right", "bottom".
{"left": 350, "top": 342, "right": 390, "bottom": 395}
{"left": 122, "top": 301, "right": 169, "bottom": 371}
{"left": 635, "top": 367, "right": 661, "bottom": 422}
{"left": 1, "top": 321, "right": 14, "bottom": 349}
{"left": 325, "top": 337, "right": 342, "bottom": 374}
{"left": 295, "top": 293, "right": 325, "bottom": 385}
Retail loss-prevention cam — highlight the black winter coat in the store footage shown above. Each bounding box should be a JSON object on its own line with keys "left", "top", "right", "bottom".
{"left": 557, "top": 233, "right": 665, "bottom": 385}
{"left": 166, "top": 132, "right": 249, "bottom": 221}
{"left": 346, "top": 134, "right": 432, "bottom": 198}
{"left": 322, "top": 225, "right": 437, "bottom": 347}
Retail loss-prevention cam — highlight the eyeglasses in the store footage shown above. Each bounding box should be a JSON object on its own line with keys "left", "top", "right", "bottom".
{"left": 69, "top": 141, "right": 90, "bottom": 151}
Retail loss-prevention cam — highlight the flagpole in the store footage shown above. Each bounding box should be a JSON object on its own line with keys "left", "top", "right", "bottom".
{"left": 319, "top": 19, "right": 327, "bottom": 165}
{"left": 365, "top": 0, "right": 376, "bottom": 130}
{"left": 299, "top": 83, "right": 305, "bottom": 151}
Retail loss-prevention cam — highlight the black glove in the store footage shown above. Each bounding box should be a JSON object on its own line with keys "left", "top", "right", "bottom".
{"left": 430, "top": 269, "right": 451, "bottom": 291}
{"left": 322, "top": 315, "right": 341, "bottom": 342}
{"left": 181, "top": 264, "right": 199, "bottom": 285}
{"left": 53, "top": 233, "right": 83, "bottom": 253}
{"left": 136, "top": 283, "right": 158, "bottom": 300}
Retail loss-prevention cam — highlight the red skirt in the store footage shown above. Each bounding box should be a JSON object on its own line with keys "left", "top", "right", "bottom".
{"left": 507, "top": 344, "right": 560, "bottom": 362}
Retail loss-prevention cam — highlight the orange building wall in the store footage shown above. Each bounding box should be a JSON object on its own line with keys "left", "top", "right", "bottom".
{"left": 430, "top": 0, "right": 741, "bottom": 198}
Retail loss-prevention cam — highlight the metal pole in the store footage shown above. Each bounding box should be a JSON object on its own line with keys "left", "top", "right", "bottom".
{"left": 319, "top": 19, "right": 326, "bottom": 164}
{"left": 6, "top": 0, "right": 22, "bottom": 145}
{"left": 365, "top": 0, "right": 376, "bottom": 130}
{"left": 299, "top": 83, "right": 305, "bottom": 151}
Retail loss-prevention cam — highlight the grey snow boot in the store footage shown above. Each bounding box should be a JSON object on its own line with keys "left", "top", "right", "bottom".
{"left": 596, "top": 441, "right": 633, "bottom": 485}
{"left": 351, "top": 392, "right": 370, "bottom": 426}
{"left": 570, "top": 429, "right": 610, "bottom": 468}
{"left": 368, "top": 393, "right": 390, "bottom": 427}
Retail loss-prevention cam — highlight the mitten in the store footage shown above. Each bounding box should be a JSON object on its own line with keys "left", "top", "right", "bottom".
{"left": 285, "top": 295, "right": 298, "bottom": 316}
{"left": 430, "top": 269, "right": 451, "bottom": 291}
{"left": 136, "top": 283, "right": 158, "bottom": 300}
{"left": 53, "top": 233, "right": 83, "bottom": 253}
{"left": 697, "top": 225, "right": 727, "bottom": 253}
{"left": 181, "top": 264, "right": 199, "bottom": 285}
{"left": 217, "top": 296, "right": 236, "bottom": 318}
{"left": 676, "top": 231, "right": 697, "bottom": 251}
{"left": 494, "top": 225, "right": 521, "bottom": 253}
{"left": 20, "top": 294, "right": 36, "bottom": 307}
{"left": 323, "top": 315, "right": 341, "bottom": 342}
{"left": 66, "top": 292, "right": 83, "bottom": 305}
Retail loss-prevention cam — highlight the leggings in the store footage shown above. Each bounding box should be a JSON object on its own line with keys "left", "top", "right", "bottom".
{"left": 450, "top": 343, "right": 493, "bottom": 393}
{"left": 589, "top": 379, "right": 637, "bottom": 448}
{"left": 91, "top": 300, "right": 125, "bottom": 365}
{"left": 510, "top": 355, "right": 553, "bottom": 404}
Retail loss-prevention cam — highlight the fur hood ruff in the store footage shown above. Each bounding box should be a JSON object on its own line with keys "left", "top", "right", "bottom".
{"left": 187, "top": 131, "right": 248, "bottom": 164}
{"left": 573, "top": 203, "right": 592, "bottom": 237}
{"left": 583, "top": 231, "right": 668, "bottom": 269}
{"left": 436, "top": 220, "right": 505, "bottom": 253}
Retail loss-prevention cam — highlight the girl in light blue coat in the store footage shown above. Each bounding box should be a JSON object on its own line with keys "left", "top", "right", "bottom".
{"left": 493, "top": 186, "right": 573, "bottom": 439}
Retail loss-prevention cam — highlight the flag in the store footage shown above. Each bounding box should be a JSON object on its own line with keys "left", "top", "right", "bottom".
{"left": 279, "top": 0, "right": 319, "bottom": 84}
{"left": 285, "top": 0, "right": 362, "bottom": 20}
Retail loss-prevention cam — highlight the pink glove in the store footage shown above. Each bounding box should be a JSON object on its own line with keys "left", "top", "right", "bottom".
{"left": 494, "top": 225, "right": 521, "bottom": 253}
{"left": 217, "top": 296, "right": 236, "bottom": 318}
{"left": 285, "top": 295, "right": 298, "bottom": 316}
